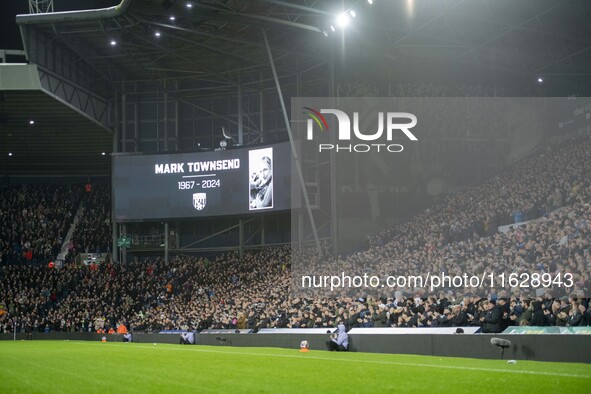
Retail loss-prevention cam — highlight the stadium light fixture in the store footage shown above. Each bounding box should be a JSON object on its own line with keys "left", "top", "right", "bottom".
{"left": 169, "top": 16, "right": 176, "bottom": 21}
{"left": 350, "top": 10, "right": 356, "bottom": 18}
{"left": 29, "top": 120, "right": 35, "bottom": 125}
{"left": 8, "top": 152, "right": 13, "bottom": 157}
{"left": 537, "top": 77, "right": 543, "bottom": 83}
{"left": 155, "top": 31, "right": 161, "bottom": 37}
{"left": 186, "top": 2, "right": 193, "bottom": 8}
{"left": 337, "top": 13, "right": 350, "bottom": 28}
{"left": 368, "top": 0, "right": 373, "bottom": 5}
{"left": 110, "top": 40, "right": 117, "bottom": 46}
{"left": 101, "top": 152, "right": 106, "bottom": 156}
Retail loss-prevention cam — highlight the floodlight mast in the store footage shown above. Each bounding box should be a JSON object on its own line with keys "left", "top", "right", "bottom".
{"left": 29, "top": 0, "right": 54, "bottom": 14}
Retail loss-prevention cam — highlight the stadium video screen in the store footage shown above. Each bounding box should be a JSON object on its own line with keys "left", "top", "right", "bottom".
{"left": 112, "top": 142, "right": 291, "bottom": 221}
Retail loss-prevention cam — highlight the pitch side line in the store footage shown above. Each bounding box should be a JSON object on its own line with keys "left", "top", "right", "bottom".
{"left": 78, "top": 342, "right": 591, "bottom": 379}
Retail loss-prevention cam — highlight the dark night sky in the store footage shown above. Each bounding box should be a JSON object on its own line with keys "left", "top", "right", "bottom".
{"left": 1, "top": 1, "right": 120, "bottom": 50}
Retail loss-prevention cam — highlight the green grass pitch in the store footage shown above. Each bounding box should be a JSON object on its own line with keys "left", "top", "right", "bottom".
{"left": 0, "top": 341, "right": 589, "bottom": 393}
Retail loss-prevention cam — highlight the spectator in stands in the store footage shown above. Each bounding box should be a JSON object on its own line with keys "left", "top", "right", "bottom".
{"left": 580, "top": 304, "right": 591, "bottom": 326}
{"left": 450, "top": 305, "right": 469, "bottom": 327}
{"left": 116, "top": 322, "right": 128, "bottom": 335}
{"left": 530, "top": 301, "right": 548, "bottom": 327}
{"left": 481, "top": 300, "right": 502, "bottom": 333}
{"left": 567, "top": 303, "right": 583, "bottom": 327}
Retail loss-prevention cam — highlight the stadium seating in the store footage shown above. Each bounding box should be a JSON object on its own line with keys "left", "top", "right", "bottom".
{"left": 1, "top": 100, "right": 590, "bottom": 335}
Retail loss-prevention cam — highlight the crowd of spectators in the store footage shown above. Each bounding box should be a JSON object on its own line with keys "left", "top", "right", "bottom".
{"left": 0, "top": 248, "right": 289, "bottom": 333}
{"left": 0, "top": 184, "right": 80, "bottom": 266}
{"left": 0, "top": 239, "right": 589, "bottom": 334}
{"left": 0, "top": 130, "right": 590, "bottom": 334}
{"left": 293, "top": 134, "right": 590, "bottom": 301}
{"left": 65, "top": 182, "right": 111, "bottom": 261}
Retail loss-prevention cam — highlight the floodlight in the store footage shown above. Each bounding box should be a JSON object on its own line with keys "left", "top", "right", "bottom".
{"left": 337, "top": 13, "right": 350, "bottom": 28}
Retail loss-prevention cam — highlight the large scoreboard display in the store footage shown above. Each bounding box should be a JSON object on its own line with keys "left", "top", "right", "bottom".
{"left": 112, "top": 142, "right": 292, "bottom": 221}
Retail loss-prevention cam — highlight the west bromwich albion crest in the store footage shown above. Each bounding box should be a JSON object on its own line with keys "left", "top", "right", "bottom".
{"left": 193, "top": 193, "right": 207, "bottom": 210}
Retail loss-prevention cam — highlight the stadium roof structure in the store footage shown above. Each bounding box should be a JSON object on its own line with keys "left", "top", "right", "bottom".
{"left": 1, "top": 0, "right": 591, "bottom": 175}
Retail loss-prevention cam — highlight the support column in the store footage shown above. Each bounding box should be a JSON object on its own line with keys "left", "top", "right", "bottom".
{"left": 164, "top": 222, "right": 169, "bottom": 264}
{"left": 261, "top": 215, "right": 265, "bottom": 246}
{"left": 121, "top": 93, "right": 126, "bottom": 152}
{"left": 238, "top": 83, "right": 243, "bottom": 145}
{"left": 175, "top": 81, "right": 179, "bottom": 152}
{"left": 329, "top": 49, "right": 338, "bottom": 255}
{"left": 112, "top": 91, "right": 120, "bottom": 262}
{"left": 134, "top": 101, "right": 139, "bottom": 152}
{"left": 262, "top": 29, "right": 320, "bottom": 253}
{"left": 121, "top": 224, "right": 127, "bottom": 266}
{"left": 259, "top": 72, "right": 265, "bottom": 143}
{"left": 298, "top": 212, "right": 303, "bottom": 250}
{"left": 163, "top": 81, "right": 168, "bottom": 151}
{"left": 112, "top": 222, "right": 118, "bottom": 263}
{"left": 239, "top": 219, "right": 244, "bottom": 259}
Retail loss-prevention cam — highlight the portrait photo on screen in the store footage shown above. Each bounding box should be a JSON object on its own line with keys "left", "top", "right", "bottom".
{"left": 249, "top": 147, "right": 273, "bottom": 210}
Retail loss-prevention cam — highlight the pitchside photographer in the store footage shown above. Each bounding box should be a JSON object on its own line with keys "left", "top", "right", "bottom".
{"left": 325, "top": 321, "right": 349, "bottom": 352}
{"left": 180, "top": 330, "right": 195, "bottom": 345}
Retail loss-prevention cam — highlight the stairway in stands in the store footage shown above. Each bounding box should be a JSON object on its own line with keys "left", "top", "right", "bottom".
{"left": 56, "top": 201, "right": 85, "bottom": 266}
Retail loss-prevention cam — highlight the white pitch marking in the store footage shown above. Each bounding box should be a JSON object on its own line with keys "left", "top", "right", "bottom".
{"left": 77, "top": 342, "right": 591, "bottom": 380}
